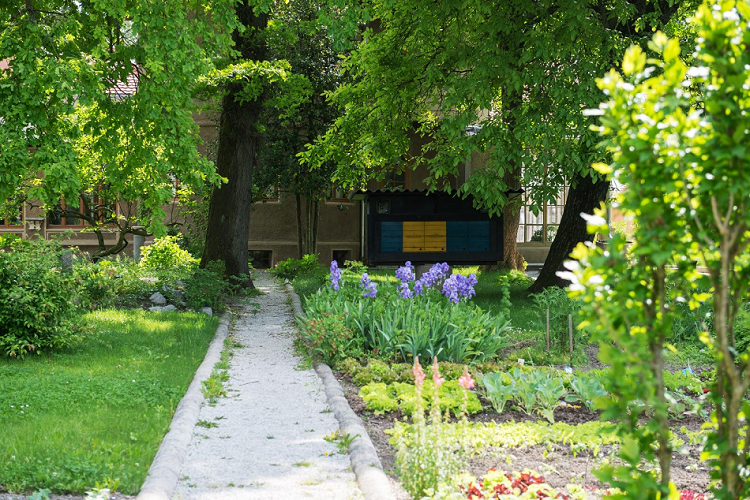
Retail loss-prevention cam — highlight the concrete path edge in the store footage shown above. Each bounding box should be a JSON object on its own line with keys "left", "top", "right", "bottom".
{"left": 286, "top": 282, "right": 397, "bottom": 500}
{"left": 136, "top": 312, "right": 232, "bottom": 500}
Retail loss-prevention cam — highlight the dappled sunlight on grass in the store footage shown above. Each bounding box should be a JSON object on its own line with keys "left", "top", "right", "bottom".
{"left": 0, "top": 309, "right": 218, "bottom": 494}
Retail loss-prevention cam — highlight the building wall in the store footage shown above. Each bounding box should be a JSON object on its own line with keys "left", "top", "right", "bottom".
{"left": 248, "top": 192, "right": 362, "bottom": 267}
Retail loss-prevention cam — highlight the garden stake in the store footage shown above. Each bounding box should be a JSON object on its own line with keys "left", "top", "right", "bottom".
{"left": 546, "top": 309, "right": 550, "bottom": 352}
{"left": 568, "top": 314, "right": 573, "bottom": 363}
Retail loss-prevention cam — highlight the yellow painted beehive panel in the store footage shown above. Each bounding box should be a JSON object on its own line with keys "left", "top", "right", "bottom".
{"left": 424, "top": 221, "right": 446, "bottom": 251}
{"left": 403, "top": 221, "right": 425, "bottom": 251}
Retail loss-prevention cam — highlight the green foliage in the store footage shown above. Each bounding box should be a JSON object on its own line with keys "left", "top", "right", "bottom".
{"left": 341, "top": 357, "right": 513, "bottom": 387}
{"left": 291, "top": 265, "right": 329, "bottom": 300}
{"left": 0, "top": 238, "right": 82, "bottom": 357}
{"left": 662, "top": 370, "right": 704, "bottom": 395}
{"left": 0, "top": 309, "right": 218, "bottom": 493}
{"left": 391, "top": 360, "right": 475, "bottom": 498}
{"left": 568, "top": 372, "right": 608, "bottom": 412}
{"left": 496, "top": 269, "right": 533, "bottom": 288}
{"left": 389, "top": 419, "right": 620, "bottom": 458}
{"left": 183, "top": 261, "right": 233, "bottom": 312}
{"left": 359, "top": 380, "right": 483, "bottom": 416}
{"left": 302, "top": 281, "right": 511, "bottom": 364}
{"left": 270, "top": 254, "right": 320, "bottom": 282}
{"left": 477, "top": 372, "right": 515, "bottom": 414}
{"left": 139, "top": 236, "right": 198, "bottom": 271}
{"left": 479, "top": 368, "right": 567, "bottom": 423}
{"left": 301, "top": 313, "right": 365, "bottom": 368}
{"left": 532, "top": 286, "right": 584, "bottom": 350}
{"left": 304, "top": 0, "right": 693, "bottom": 219}
{"left": 570, "top": 3, "right": 750, "bottom": 497}
{"left": 0, "top": 1, "right": 236, "bottom": 236}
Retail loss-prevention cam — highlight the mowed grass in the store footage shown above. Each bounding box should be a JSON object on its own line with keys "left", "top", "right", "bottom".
{"left": 0, "top": 309, "right": 219, "bottom": 494}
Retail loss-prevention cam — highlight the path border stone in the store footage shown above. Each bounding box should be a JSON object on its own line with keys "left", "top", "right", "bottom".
{"left": 136, "top": 312, "right": 231, "bottom": 500}
{"left": 286, "top": 283, "right": 396, "bottom": 500}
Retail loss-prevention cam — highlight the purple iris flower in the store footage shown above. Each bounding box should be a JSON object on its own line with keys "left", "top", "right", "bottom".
{"left": 329, "top": 260, "right": 342, "bottom": 291}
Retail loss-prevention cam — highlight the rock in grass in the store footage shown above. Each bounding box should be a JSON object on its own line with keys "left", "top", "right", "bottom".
{"left": 150, "top": 292, "right": 167, "bottom": 305}
{"left": 201, "top": 307, "right": 213, "bottom": 316}
{"left": 149, "top": 304, "right": 177, "bottom": 312}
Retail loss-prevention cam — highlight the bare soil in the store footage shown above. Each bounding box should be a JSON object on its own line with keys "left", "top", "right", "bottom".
{"left": 334, "top": 372, "right": 711, "bottom": 499}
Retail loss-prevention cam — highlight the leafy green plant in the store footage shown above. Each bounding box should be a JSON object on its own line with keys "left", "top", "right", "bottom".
{"left": 572, "top": 7, "right": 750, "bottom": 497}
{"left": 139, "top": 235, "right": 198, "bottom": 271}
{"left": 478, "top": 372, "right": 515, "bottom": 414}
{"left": 323, "top": 430, "right": 359, "bottom": 454}
{"left": 359, "top": 379, "right": 483, "bottom": 416}
{"left": 389, "top": 419, "right": 620, "bottom": 457}
{"left": 303, "top": 284, "right": 511, "bottom": 364}
{"left": 270, "top": 254, "right": 320, "bottom": 281}
{"left": 662, "top": 370, "right": 703, "bottom": 395}
{"left": 301, "top": 313, "right": 365, "bottom": 368}
{"left": 392, "top": 359, "right": 475, "bottom": 498}
{"left": 183, "top": 260, "right": 232, "bottom": 311}
{"left": 569, "top": 373, "right": 608, "bottom": 412}
{"left": 0, "top": 237, "right": 82, "bottom": 357}
{"left": 532, "top": 285, "right": 582, "bottom": 351}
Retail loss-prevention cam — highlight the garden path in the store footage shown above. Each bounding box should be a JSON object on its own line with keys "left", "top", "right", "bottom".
{"left": 173, "top": 272, "right": 363, "bottom": 500}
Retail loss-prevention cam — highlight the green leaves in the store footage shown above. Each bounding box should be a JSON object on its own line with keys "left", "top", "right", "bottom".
{"left": 0, "top": 0, "right": 235, "bottom": 233}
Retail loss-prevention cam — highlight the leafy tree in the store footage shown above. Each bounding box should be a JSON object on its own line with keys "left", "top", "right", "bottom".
{"left": 254, "top": 0, "right": 343, "bottom": 258}
{"left": 303, "top": 0, "right": 696, "bottom": 287}
{"left": 568, "top": 2, "right": 750, "bottom": 497}
{"left": 198, "top": 0, "right": 310, "bottom": 284}
{"left": 0, "top": 1, "right": 236, "bottom": 255}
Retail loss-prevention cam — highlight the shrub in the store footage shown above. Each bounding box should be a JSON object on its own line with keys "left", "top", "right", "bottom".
{"left": 0, "top": 238, "right": 82, "bottom": 357}
{"left": 270, "top": 254, "right": 319, "bottom": 282}
{"left": 183, "top": 261, "right": 231, "bottom": 311}
{"left": 139, "top": 235, "right": 198, "bottom": 271}
{"left": 301, "top": 313, "right": 365, "bottom": 368}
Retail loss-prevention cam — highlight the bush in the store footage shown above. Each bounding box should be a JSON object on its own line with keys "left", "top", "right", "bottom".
{"left": 139, "top": 235, "right": 198, "bottom": 271}
{"left": 301, "top": 313, "right": 365, "bottom": 368}
{"left": 270, "top": 254, "right": 319, "bottom": 282}
{"left": 0, "top": 238, "right": 82, "bottom": 357}
{"left": 183, "top": 261, "right": 231, "bottom": 311}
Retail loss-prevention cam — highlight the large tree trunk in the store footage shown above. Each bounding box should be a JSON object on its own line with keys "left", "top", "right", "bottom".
{"left": 528, "top": 172, "right": 609, "bottom": 292}
{"left": 500, "top": 167, "right": 524, "bottom": 270}
{"left": 499, "top": 83, "right": 525, "bottom": 270}
{"left": 200, "top": 3, "right": 268, "bottom": 286}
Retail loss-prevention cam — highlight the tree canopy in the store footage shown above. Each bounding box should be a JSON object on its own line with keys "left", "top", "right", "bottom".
{"left": 0, "top": 1, "right": 236, "bottom": 235}
{"left": 303, "top": 0, "right": 698, "bottom": 282}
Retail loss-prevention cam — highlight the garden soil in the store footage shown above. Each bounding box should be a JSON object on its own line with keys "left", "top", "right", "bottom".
{"left": 335, "top": 373, "right": 711, "bottom": 498}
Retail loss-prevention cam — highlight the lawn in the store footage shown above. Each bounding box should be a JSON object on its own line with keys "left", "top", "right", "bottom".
{"left": 0, "top": 309, "right": 219, "bottom": 495}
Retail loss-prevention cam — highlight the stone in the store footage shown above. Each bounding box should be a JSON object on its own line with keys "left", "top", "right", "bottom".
{"left": 149, "top": 304, "right": 177, "bottom": 313}
{"left": 150, "top": 292, "right": 167, "bottom": 305}
{"left": 201, "top": 307, "right": 213, "bottom": 316}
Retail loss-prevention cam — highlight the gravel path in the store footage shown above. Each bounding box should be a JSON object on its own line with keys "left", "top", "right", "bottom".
{"left": 173, "top": 273, "right": 363, "bottom": 500}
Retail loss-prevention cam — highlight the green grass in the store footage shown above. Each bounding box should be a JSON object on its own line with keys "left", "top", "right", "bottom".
{"left": 0, "top": 309, "right": 219, "bottom": 495}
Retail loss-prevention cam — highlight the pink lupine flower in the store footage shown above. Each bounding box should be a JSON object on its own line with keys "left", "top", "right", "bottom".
{"left": 458, "top": 368, "right": 475, "bottom": 390}
{"left": 412, "top": 358, "right": 426, "bottom": 388}
{"left": 431, "top": 357, "right": 445, "bottom": 388}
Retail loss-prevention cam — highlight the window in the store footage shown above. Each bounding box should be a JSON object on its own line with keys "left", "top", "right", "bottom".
{"left": 254, "top": 185, "right": 279, "bottom": 203}
{"left": 332, "top": 249, "right": 350, "bottom": 267}
{"left": 516, "top": 186, "right": 568, "bottom": 244}
{"left": 48, "top": 193, "right": 117, "bottom": 228}
{"left": 379, "top": 168, "right": 408, "bottom": 190}
{"left": 0, "top": 206, "right": 23, "bottom": 228}
{"left": 327, "top": 183, "right": 351, "bottom": 203}
{"left": 249, "top": 250, "right": 272, "bottom": 269}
